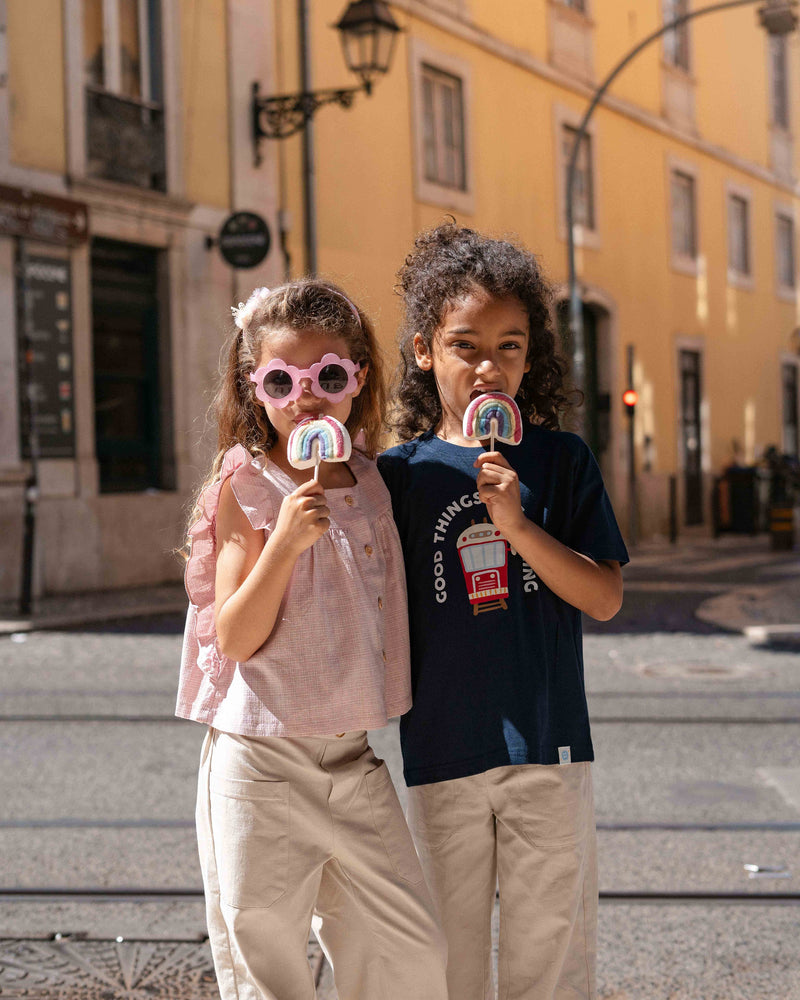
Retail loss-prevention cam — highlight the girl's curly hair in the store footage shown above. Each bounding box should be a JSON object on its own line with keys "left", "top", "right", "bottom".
{"left": 393, "top": 221, "right": 574, "bottom": 440}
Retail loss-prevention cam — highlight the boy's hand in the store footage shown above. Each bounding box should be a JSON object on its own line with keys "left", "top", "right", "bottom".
{"left": 272, "top": 479, "right": 330, "bottom": 556}
{"left": 474, "top": 451, "right": 527, "bottom": 537}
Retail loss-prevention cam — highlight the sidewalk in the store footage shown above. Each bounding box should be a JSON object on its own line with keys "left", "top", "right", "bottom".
{"left": 1, "top": 532, "right": 797, "bottom": 637}
{"left": 0, "top": 580, "right": 188, "bottom": 635}
{"left": 625, "top": 532, "right": 800, "bottom": 636}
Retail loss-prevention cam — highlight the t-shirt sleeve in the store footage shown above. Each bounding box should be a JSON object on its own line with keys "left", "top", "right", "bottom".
{"left": 567, "top": 437, "right": 629, "bottom": 566}
{"left": 377, "top": 449, "right": 405, "bottom": 521}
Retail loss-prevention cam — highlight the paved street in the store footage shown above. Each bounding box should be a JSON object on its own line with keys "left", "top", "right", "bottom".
{"left": 1, "top": 535, "right": 799, "bottom": 998}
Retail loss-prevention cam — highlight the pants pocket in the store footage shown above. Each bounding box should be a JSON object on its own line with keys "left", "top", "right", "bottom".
{"left": 365, "top": 764, "right": 424, "bottom": 884}
{"left": 407, "top": 779, "right": 462, "bottom": 851}
{"left": 513, "top": 762, "right": 591, "bottom": 851}
{"left": 210, "top": 773, "right": 289, "bottom": 908}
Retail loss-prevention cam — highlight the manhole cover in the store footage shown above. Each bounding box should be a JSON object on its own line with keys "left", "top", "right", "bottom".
{"left": 638, "top": 660, "right": 754, "bottom": 680}
{"left": 0, "top": 937, "right": 217, "bottom": 998}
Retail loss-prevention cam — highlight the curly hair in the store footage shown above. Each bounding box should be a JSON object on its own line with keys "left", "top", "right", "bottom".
{"left": 393, "top": 221, "right": 574, "bottom": 440}
{"left": 182, "top": 278, "right": 385, "bottom": 554}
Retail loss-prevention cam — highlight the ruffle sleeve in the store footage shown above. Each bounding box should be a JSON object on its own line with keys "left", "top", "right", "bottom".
{"left": 183, "top": 444, "right": 275, "bottom": 679}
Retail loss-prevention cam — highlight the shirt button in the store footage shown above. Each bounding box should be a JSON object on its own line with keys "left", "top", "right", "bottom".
{"left": 364, "top": 544, "right": 373, "bottom": 556}
{"left": 378, "top": 596, "right": 383, "bottom": 610}
{"left": 344, "top": 495, "right": 354, "bottom": 506}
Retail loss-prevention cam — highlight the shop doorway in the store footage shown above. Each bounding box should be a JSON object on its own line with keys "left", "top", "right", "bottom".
{"left": 679, "top": 348, "right": 703, "bottom": 525}
{"left": 91, "top": 238, "right": 173, "bottom": 493}
{"left": 557, "top": 301, "right": 611, "bottom": 461}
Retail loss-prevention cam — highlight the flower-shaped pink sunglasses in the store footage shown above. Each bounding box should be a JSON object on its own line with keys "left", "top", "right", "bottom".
{"left": 249, "top": 353, "right": 361, "bottom": 408}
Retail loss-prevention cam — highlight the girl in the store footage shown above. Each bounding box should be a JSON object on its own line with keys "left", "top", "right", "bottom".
{"left": 378, "top": 223, "right": 629, "bottom": 1000}
{"left": 176, "top": 280, "right": 447, "bottom": 1000}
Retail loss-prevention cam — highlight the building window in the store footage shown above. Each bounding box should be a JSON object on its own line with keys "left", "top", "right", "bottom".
{"left": 783, "top": 361, "right": 799, "bottom": 457}
{"left": 563, "top": 124, "right": 595, "bottom": 230}
{"left": 776, "top": 213, "right": 796, "bottom": 289}
{"left": 421, "top": 64, "right": 466, "bottom": 191}
{"left": 663, "top": 0, "right": 690, "bottom": 72}
{"left": 83, "top": 0, "right": 166, "bottom": 191}
{"left": 671, "top": 169, "right": 697, "bottom": 259}
{"left": 727, "top": 193, "right": 751, "bottom": 277}
{"left": 410, "top": 39, "right": 472, "bottom": 213}
{"left": 91, "top": 238, "right": 173, "bottom": 493}
{"left": 770, "top": 35, "right": 790, "bottom": 129}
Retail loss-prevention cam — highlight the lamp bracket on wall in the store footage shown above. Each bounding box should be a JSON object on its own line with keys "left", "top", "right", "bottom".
{"left": 251, "top": 80, "right": 369, "bottom": 161}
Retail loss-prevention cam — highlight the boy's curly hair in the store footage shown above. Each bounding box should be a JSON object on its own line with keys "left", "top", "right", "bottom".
{"left": 393, "top": 221, "right": 574, "bottom": 440}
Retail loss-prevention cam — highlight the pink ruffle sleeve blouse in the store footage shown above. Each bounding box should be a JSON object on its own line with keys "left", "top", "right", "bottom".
{"left": 176, "top": 444, "right": 412, "bottom": 738}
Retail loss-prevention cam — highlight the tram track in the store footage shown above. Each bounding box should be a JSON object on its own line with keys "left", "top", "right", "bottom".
{"left": 1, "top": 713, "right": 799, "bottom": 724}
{"left": 2, "top": 818, "right": 799, "bottom": 831}
{"left": 0, "top": 887, "right": 797, "bottom": 905}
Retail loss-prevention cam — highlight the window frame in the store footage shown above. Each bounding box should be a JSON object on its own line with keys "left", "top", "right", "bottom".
{"left": 85, "top": 0, "right": 163, "bottom": 104}
{"left": 65, "top": 0, "right": 181, "bottom": 193}
{"left": 554, "top": 104, "right": 601, "bottom": 250}
{"left": 769, "top": 33, "right": 790, "bottom": 131}
{"left": 774, "top": 203, "right": 797, "bottom": 297}
{"left": 662, "top": 0, "right": 691, "bottom": 74}
{"left": 562, "top": 123, "right": 595, "bottom": 231}
{"left": 409, "top": 38, "right": 473, "bottom": 214}
{"left": 668, "top": 158, "right": 699, "bottom": 275}
{"left": 420, "top": 63, "right": 466, "bottom": 192}
{"left": 725, "top": 182, "right": 753, "bottom": 288}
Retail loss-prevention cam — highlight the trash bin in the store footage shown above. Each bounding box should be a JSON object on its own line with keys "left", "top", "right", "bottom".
{"left": 713, "top": 466, "right": 759, "bottom": 535}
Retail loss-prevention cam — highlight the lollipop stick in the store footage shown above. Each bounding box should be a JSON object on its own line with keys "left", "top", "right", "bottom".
{"left": 490, "top": 417, "right": 497, "bottom": 453}
{"left": 313, "top": 442, "right": 321, "bottom": 482}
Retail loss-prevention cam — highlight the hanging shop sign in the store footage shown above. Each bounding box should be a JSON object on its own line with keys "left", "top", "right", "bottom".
{"left": 215, "top": 211, "right": 271, "bottom": 269}
{"left": 0, "top": 184, "right": 88, "bottom": 246}
{"left": 17, "top": 252, "right": 76, "bottom": 459}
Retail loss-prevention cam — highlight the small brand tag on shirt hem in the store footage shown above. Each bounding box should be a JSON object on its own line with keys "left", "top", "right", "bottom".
{"left": 558, "top": 746, "right": 572, "bottom": 765}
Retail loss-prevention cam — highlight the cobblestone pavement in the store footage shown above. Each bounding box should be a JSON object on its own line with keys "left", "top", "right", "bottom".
{"left": 1, "top": 534, "right": 799, "bottom": 998}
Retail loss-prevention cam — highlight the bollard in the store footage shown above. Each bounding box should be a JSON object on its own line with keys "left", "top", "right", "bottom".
{"left": 768, "top": 506, "right": 794, "bottom": 551}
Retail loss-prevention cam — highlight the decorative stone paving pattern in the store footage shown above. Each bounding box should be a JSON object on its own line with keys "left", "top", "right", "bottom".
{"left": 0, "top": 937, "right": 218, "bottom": 998}
{"left": 0, "top": 936, "right": 331, "bottom": 999}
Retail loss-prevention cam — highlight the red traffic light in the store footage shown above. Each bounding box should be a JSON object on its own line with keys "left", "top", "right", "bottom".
{"left": 622, "top": 389, "right": 638, "bottom": 408}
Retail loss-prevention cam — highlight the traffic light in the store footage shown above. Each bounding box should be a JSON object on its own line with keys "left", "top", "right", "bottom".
{"left": 622, "top": 388, "right": 638, "bottom": 417}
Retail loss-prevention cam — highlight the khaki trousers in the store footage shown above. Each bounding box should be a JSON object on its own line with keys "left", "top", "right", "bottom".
{"left": 407, "top": 762, "right": 597, "bottom": 1000}
{"left": 196, "top": 727, "right": 447, "bottom": 1000}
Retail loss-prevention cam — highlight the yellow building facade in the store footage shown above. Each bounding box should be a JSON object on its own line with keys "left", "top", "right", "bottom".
{"left": 282, "top": 0, "right": 800, "bottom": 542}
{"left": 1, "top": 1, "right": 798, "bottom": 601}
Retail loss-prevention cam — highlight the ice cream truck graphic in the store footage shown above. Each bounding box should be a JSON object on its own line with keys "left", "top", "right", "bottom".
{"left": 457, "top": 520, "right": 510, "bottom": 615}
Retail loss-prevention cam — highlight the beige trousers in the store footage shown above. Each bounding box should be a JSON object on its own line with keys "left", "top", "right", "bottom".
{"left": 196, "top": 727, "right": 448, "bottom": 1000}
{"left": 407, "top": 762, "right": 597, "bottom": 1000}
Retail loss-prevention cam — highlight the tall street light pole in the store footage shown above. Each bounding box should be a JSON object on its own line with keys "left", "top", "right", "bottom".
{"left": 566, "top": 0, "right": 798, "bottom": 431}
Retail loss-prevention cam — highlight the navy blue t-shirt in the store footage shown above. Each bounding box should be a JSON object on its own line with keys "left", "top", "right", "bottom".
{"left": 378, "top": 426, "right": 629, "bottom": 787}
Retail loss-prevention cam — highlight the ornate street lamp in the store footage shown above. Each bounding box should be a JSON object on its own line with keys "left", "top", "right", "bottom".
{"left": 565, "top": 0, "right": 798, "bottom": 425}
{"left": 251, "top": 0, "right": 401, "bottom": 163}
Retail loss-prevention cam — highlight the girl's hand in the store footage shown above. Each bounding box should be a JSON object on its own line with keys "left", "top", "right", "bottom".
{"left": 475, "top": 451, "right": 527, "bottom": 537}
{"left": 272, "top": 479, "right": 331, "bottom": 556}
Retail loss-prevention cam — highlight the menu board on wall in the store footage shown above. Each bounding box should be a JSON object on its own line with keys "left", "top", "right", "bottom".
{"left": 17, "top": 252, "right": 76, "bottom": 460}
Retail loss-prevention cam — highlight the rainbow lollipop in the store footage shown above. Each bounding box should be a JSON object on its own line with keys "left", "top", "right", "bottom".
{"left": 288, "top": 415, "right": 352, "bottom": 481}
{"left": 463, "top": 392, "right": 522, "bottom": 451}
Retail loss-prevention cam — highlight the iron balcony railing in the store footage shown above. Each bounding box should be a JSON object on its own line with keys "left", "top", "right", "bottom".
{"left": 85, "top": 86, "right": 167, "bottom": 192}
